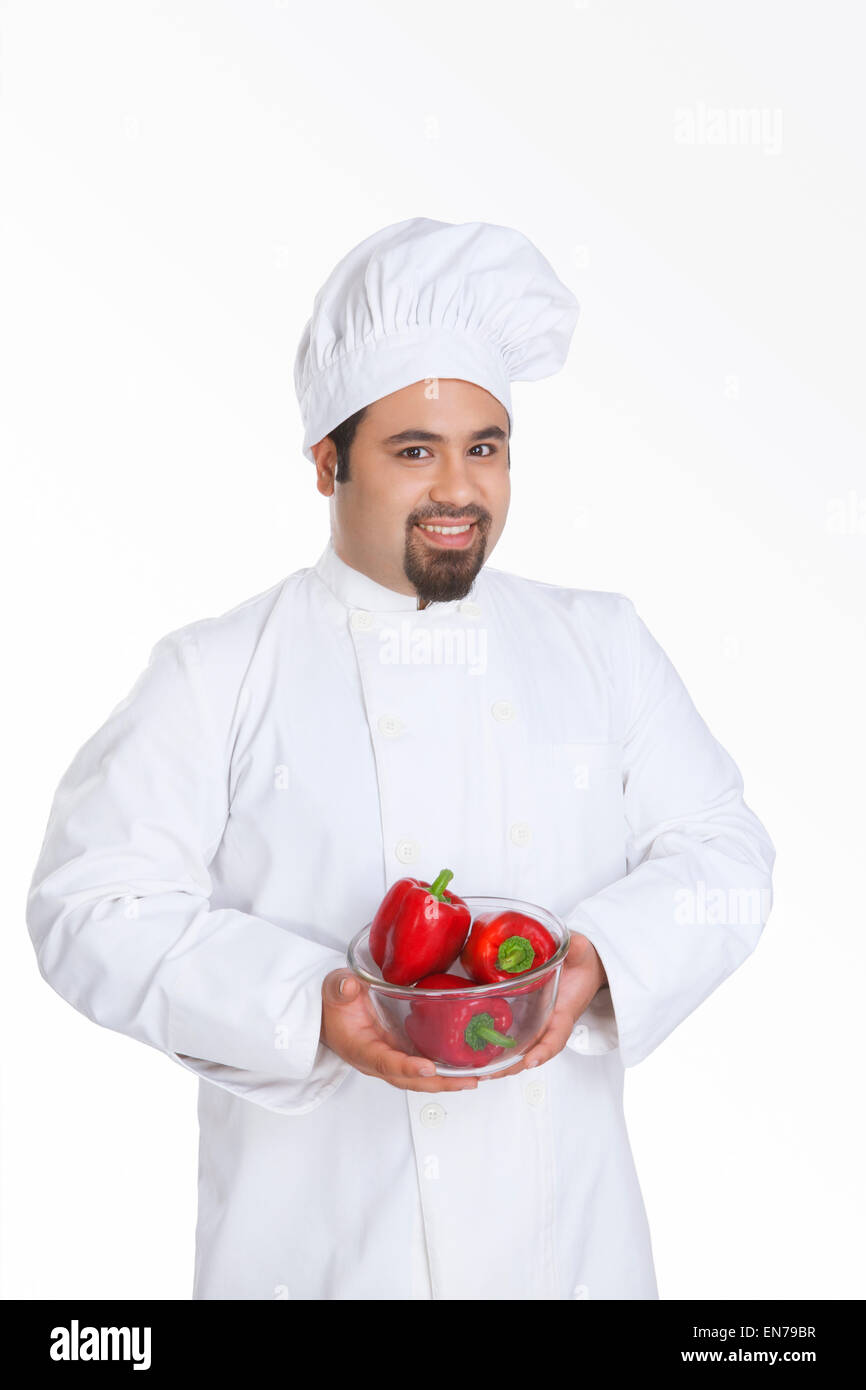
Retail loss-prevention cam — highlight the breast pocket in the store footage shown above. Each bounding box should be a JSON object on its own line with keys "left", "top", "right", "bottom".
{"left": 548, "top": 740, "right": 623, "bottom": 794}
{"left": 529, "top": 740, "right": 628, "bottom": 905}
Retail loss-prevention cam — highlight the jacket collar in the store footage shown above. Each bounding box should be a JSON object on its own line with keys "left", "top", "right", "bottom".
{"left": 312, "top": 536, "right": 474, "bottom": 614}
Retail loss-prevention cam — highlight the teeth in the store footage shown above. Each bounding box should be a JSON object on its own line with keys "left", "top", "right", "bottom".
{"left": 418, "top": 523, "right": 473, "bottom": 534}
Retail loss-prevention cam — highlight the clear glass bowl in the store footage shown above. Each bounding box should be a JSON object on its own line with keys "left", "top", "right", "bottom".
{"left": 346, "top": 896, "right": 570, "bottom": 1076}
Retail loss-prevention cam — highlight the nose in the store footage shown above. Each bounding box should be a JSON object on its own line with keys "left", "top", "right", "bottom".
{"left": 427, "top": 451, "right": 479, "bottom": 512}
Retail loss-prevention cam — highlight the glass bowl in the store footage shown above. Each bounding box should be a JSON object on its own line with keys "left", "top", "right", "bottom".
{"left": 346, "top": 896, "right": 570, "bottom": 1076}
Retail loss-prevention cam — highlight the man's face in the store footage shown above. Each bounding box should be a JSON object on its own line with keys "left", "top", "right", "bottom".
{"left": 312, "top": 378, "right": 511, "bottom": 607}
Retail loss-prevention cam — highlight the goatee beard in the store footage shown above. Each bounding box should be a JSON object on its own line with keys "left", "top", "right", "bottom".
{"left": 404, "top": 520, "right": 489, "bottom": 604}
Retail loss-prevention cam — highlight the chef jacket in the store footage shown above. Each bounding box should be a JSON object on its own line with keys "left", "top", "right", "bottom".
{"left": 26, "top": 536, "right": 775, "bottom": 1300}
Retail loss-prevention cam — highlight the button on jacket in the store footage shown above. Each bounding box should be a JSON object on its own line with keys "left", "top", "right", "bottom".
{"left": 26, "top": 538, "right": 775, "bottom": 1300}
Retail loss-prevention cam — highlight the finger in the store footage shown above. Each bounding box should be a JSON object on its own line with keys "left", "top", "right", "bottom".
{"left": 520, "top": 1019, "right": 573, "bottom": 1069}
{"left": 487, "top": 1011, "right": 570, "bottom": 1076}
{"left": 385, "top": 1073, "right": 480, "bottom": 1092}
{"left": 355, "top": 1037, "right": 478, "bottom": 1091}
{"left": 480, "top": 1057, "right": 530, "bottom": 1080}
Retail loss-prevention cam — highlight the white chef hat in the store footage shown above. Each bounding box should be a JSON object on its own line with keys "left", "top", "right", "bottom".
{"left": 293, "top": 217, "right": 580, "bottom": 463}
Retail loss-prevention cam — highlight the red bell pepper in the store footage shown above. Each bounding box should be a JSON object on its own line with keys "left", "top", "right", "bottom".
{"left": 369, "top": 868, "right": 471, "bottom": 985}
{"left": 404, "top": 972, "right": 517, "bottom": 1068}
{"left": 460, "top": 909, "right": 558, "bottom": 985}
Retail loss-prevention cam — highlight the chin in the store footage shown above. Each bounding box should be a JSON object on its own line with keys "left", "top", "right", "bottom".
{"left": 406, "top": 542, "right": 487, "bottom": 605}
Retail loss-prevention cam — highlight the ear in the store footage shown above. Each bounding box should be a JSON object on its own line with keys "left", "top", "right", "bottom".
{"left": 312, "top": 439, "right": 337, "bottom": 497}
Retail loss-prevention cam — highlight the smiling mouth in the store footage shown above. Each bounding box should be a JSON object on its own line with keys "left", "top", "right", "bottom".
{"left": 413, "top": 519, "right": 480, "bottom": 551}
{"left": 415, "top": 521, "right": 476, "bottom": 535}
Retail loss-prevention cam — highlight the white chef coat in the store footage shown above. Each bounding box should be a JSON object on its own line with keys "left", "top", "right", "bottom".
{"left": 26, "top": 537, "right": 775, "bottom": 1300}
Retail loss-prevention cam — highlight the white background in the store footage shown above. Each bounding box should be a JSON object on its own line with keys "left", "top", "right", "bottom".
{"left": 2, "top": 0, "right": 864, "bottom": 1300}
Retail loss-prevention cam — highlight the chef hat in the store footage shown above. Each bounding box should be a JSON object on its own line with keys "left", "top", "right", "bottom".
{"left": 293, "top": 217, "right": 580, "bottom": 463}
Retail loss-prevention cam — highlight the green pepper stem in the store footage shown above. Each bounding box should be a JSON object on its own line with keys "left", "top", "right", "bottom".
{"left": 496, "top": 935, "right": 536, "bottom": 974}
{"left": 475, "top": 1025, "right": 516, "bottom": 1047}
{"left": 428, "top": 868, "right": 454, "bottom": 902}
{"left": 464, "top": 1011, "right": 517, "bottom": 1051}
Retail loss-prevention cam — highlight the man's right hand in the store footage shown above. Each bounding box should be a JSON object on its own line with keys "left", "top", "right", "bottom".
{"left": 320, "top": 969, "right": 479, "bottom": 1093}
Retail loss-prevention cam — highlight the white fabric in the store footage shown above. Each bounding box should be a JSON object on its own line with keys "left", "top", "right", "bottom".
{"left": 26, "top": 539, "right": 775, "bottom": 1299}
{"left": 293, "top": 218, "right": 580, "bottom": 462}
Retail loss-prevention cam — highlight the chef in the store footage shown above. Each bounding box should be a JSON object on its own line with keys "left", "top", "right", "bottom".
{"left": 26, "top": 217, "right": 775, "bottom": 1300}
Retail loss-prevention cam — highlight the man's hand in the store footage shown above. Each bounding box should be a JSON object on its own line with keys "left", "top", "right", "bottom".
{"left": 481, "top": 932, "right": 609, "bottom": 1081}
{"left": 320, "top": 970, "right": 479, "bottom": 1093}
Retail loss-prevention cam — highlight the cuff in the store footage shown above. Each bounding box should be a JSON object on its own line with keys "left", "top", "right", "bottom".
{"left": 565, "top": 984, "right": 620, "bottom": 1056}
{"left": 169, "top": 1043, "right": 352, "bottom": 1115}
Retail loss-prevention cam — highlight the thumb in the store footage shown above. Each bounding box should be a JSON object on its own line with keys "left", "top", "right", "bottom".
{"left": 566, "top": 933, "right": 594, "bottom": 966}
{"left": 323, "top": 969, "right": 361, "bottom": 1005}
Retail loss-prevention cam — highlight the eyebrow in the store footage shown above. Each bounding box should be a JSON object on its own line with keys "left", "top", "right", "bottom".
{"left": 382, "top": 425, "right": 508, "bottom": 446}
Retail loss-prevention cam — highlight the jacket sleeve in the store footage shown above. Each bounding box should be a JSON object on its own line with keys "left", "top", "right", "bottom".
{"left": 565, "top": 598, "right": 775, "bottom": 1068}
{"left": 25, "top": 630, "right": 352, "bottom": 1115}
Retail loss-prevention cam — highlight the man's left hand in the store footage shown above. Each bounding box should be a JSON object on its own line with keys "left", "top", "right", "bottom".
{"left": 483, "top": 932, "right": 609, "bottom": 1081}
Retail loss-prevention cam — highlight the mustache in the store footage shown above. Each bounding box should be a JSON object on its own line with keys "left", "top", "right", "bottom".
{"left": 409, "top": 510, "right": 490, "bottom": 527}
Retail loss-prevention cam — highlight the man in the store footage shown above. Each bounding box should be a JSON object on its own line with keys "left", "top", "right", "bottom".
{"left": 26, "top": 218, "right": 775, "bottom": 1300}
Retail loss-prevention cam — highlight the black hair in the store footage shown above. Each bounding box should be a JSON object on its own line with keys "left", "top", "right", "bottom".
{"left": 327, "top": 405, "right": 368, "bottom": 484}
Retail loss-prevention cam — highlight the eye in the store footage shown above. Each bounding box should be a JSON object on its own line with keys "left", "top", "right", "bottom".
{"left": 469, "top": 443, "right": 496, "bottom": 456}
{"left": 398, "top": 446, "right": 432, "bottom": 459}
